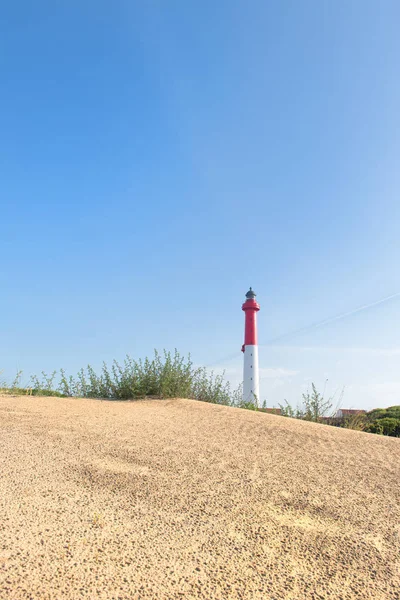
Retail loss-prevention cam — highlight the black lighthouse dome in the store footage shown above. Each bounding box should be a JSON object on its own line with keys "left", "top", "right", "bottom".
{"left": 245, "top": 287, "right": 256, "bottom": 300}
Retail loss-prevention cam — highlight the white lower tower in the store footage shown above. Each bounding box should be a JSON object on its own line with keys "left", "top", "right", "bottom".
{"left": 243, "top": 345, "right": 260, "bottom": 404}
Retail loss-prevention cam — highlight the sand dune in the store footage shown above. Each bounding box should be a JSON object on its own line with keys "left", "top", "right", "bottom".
{"left": 0, "top": 394, "right": 399, "bottom": 599}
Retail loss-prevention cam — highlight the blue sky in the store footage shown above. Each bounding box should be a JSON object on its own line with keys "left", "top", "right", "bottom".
{"left": 1, "top": 1, "right": 399, "bottom": 410}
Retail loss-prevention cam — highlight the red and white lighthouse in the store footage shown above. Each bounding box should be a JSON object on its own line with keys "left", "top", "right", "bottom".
{"left": 241, "top": 287, "right": 260, "bottom": 404}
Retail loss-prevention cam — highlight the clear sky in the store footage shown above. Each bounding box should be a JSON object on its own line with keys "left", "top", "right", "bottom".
{"left": 1, "top": 1, "right": 399, "bottom": 410}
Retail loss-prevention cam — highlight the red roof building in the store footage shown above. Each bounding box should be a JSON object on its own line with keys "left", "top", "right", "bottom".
{"left": 335, "top": 409, "right": 366, "bottom": 419}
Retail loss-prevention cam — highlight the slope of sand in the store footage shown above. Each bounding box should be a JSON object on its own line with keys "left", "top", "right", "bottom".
{"left": 0, "top": 395, "right": 399, "bottom": 600}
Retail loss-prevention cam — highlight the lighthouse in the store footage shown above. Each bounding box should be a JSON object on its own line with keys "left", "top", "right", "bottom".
{"left": 242, "top": 287, "right": 260, "bottom": 404}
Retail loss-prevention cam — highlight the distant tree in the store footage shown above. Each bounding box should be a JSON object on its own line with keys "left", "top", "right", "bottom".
{"left": 365, "top": 416, "right": 400, "bottom": 437}
{"left": 367, "top": 406, "right": 400, "bottom": 422}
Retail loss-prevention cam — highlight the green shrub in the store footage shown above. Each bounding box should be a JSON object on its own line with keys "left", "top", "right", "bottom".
{"left": 278, "top": 382, "right": 336, "bottom": 421}
{"left": 57, "top": 350, "right": 236, "bottom": 404}
{"left": 365, "top": 417, "right": 400, "bottom": 437}
{"left": 367, "top": 406, "right": 400, "bottom": 422}
{"left": 343, "top": 413, "right": 368, "bottom": 431}
{"left": 278, "top": 399, "right": 304, "bottom": 419}
{"left": 363, "top": 405, "right": 400, "bottom": 437}
{"left": 237, "top": 400, "right": 258, "bottom": 411}
{"left": 1, "top": 350, "right": 242, "bottom": 406}
{"left": 302, "top": 383, "right": 333, "bottom": 422}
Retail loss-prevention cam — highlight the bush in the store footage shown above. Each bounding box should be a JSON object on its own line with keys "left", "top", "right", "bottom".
{"left": 367, "top": 406, "right": 400, "bottom": 422}
{"left": 237, "top": 400, "right": 258, "bottom": 411}
{"left": 56, "top": 350, "right": 237, "bottom": 404}
{"left": 342, "top": 413, "right": 368, "bottom": 431}
{"left": 278, "top": 399, "right": 304, "bottom": 419}
{"left": 1, "top": 350, "right": 243, "bottom": 406}
{"left": 278, "top": 383, "right": 336, "bottom": 422}
{"left": 364, "top": 417, "right": 400, "bottom": 437}
{"left": 363, "top": 405, "right": 400, "bottom": 437}
{"left": 302, "top": 383, "right": 332, "bottom": 422}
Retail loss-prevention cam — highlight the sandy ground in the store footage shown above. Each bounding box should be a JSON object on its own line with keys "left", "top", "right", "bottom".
{"left": 0, "top": 395, "right": 399, "bottom": 600}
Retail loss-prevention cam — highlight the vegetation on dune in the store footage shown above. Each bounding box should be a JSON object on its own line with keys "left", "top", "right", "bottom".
{"left": 278, "top": 382, "right": 342, "bottom": 422}
{"left": 1, "top": 353, "right": 399, "bottom": 436}
{"left": 0, "top": 350, "right": 242, "bottom": 407}
{"left": 324, "top": 405, "right": 400, "bottom": 437}
{"left": 361, "top": 406, "right": 400, "bottom": 436}
{"left": 279, "top": 386, "right": 400, "bottom": 437}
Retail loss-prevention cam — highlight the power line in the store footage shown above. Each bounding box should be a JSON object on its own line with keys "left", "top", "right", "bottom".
{"left": 206, "top": 291, "right": 400, "bottom": 368}
{"left": 260, "top": 291, "right": 400, "bottom": 347}
{"left": 204, "top": 352, "right": 240, "bottom": 369}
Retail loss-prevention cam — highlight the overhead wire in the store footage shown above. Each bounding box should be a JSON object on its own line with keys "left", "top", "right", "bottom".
{"left": 260, "top": 291, "right": 400, "bottom": 348}
{"left": 205, "top": 291, "right": 400, "bottom": 370}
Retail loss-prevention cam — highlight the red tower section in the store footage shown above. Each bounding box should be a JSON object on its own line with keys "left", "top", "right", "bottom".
{"left": 241, "top": 287, "right": 260, "bottom": 352}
